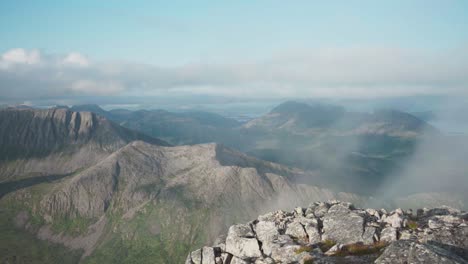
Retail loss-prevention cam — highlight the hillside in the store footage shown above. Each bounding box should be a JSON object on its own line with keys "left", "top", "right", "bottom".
{"left": 0, "top": 140, "right": 366, "bottom": 263}
{"left": 188, "top": 200, "right": 468, "bottom": 263}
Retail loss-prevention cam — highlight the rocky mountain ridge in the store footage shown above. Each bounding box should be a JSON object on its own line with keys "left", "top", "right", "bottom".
{"left": 0, "top": 108, "right": 168, "bottom": 179}
{"left": 187, "top": 200, "right": 468, "bottom": 264}
{"left": 2, "top": 140, "right": 366, "bottom": 263}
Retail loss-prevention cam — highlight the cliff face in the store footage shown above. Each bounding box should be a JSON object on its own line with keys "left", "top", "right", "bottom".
{"left": 0, "top": 108, "right": 168, "bottom": 179}
{"left": 187, "top": 201, "right": 468, "bottom": 264}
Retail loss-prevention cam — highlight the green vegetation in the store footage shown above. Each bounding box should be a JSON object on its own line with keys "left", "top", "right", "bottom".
{"left": 0, "top": 206, "right": 82, "bottom": 264}
{"left": 51, "top": 216, "right": 95, "bottom": 236}
{"left": 407, "top": 220, "right": 418, "bottom": 230}
{"left": 331, "top": 241, "right": 388, "bottom": 257}
{"left": 84, "top": 200, "right": 214, "bottom": 264}
{"left": 318, "top": 239, "right": 336, "bottom": 252}
{"left": 294, "top": 245, "right": 314, "bottom": 254}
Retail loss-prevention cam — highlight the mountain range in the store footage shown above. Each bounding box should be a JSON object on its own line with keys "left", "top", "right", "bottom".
{"left": 61, "top": 101, "right": 435, "bottom": 194}
{"left": 0, "top": 102, "right": 465, "bottom": 263}
{"left": 0, "top": 107, "right": 366, "bottom": 263}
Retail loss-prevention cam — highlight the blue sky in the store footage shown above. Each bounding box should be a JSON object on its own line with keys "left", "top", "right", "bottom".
{"left": 1, "top": 0, "right": 468, "bottom": 65}
{"left": 1, "top": 1, "right": 468, "bottom": 102}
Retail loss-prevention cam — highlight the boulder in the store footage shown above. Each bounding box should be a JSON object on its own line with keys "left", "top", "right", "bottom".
{"left": 225, "top": 224, "right": 262, "bottom": 259}
{"left": 322, "top": 204, "right": 368, "bottom": 244}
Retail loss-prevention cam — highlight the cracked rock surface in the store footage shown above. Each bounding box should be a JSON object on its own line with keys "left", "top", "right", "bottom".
{"left": 187, "top": 201, "right": 468, "bottom": 264}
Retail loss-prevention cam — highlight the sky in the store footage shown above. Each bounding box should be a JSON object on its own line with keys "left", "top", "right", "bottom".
{"left": 1, "top": 0, "right": 468, "bottom": 103}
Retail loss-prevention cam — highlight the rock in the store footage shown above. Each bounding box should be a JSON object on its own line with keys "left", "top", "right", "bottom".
{"left": 325, "top": 243, "right": 344, "bottom": 256}
{"left": 399, "top": 229, "right": 414, "bottom": 240}
{"left": 322, "top": 204, "right": 367, "bottom": 244}
{"left": 255, "top": 221, "right": 279, "bottom": 243}
{"left": 429, "top": 215, "right": 465, "bottom": 229}
{"left": 313, "top": 202, "right": 330, "bottom": 218}
{"left": 362, "top": 226, "right": 377, "bottom": 244}
{"left": 225, "top": 224, "right": 262, "bottom": 259}
{"left": 294, "top": 207, "right": 304, "bottom": 216}
{"left": 375, "top": 240, "right": 468, "bottom": 264}
{"left": 189, "top": 201, "right": 468, "bottom": 264}
{"left": 380, "top": 227, "right": 398, "bottom": 242}
{"left": 426, "top": 207, "right": 461, "bottom": 217}
{"left": 202, "top": 247, "right": 217, "bottom": 264}
{"left": 429, "top": 219, "right": 444, "bottom": 229}
{"left": 254, "top": 221, "right": 280, "bottom": 256}
{"left": 304, "top": 224, "right": 321, "bottom": 244}
{"left": 230, "top": 256, "right": 249, "bottom": 264}
{"left": 270, "top": 244, "right": 309, "bottom": 263}
{"left": 366, "top": 208, "right": 381, "bottom": 220}
{"left": 189, "top": 248, "right": 202, "bottom": 264}
{"left": 383, "top": 213, "right": 404, "bottom": 228}
{"left": 285, "top": 221, "right": 307, "bottom": 241}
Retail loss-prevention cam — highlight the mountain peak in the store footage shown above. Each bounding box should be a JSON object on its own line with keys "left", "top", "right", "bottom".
{"left": 0, "top": 107, "right": 168, "bottom": 162}
{"left": 270, "top": 101, "right": 312, "bottom": 114}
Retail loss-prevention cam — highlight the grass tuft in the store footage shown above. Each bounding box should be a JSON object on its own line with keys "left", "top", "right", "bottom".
{"left": 294, "top": 245, "right": 313, "bottom": 254}
{"left": 407, "top": 220, "right": 418, "bottom": 230}
{"left": 331, "top": 241, "right": 388, "bottom": 256}
{"left": 318, "top": 239, "right": 336, "bottom": 253}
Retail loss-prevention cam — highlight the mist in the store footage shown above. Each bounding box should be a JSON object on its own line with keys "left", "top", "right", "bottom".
{"left": 374, "top": 131, "right": 468, "bottom": 209}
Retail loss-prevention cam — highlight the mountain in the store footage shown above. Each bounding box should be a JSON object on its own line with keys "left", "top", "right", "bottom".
{"left": 0, "top": 108, "right": 168, "bottom": 180}
{"left": 240, "top": 102, "right": 438, "bottom": 193}
{"left": 0, "top": 106, "right": 465, "bottom": 263}
{"left": 69, "top": 104, "right": 242, "bottom": 145}
{"left": 187, "top": 200, "right": 468, "bottom": 264}
{"left": 244, "top": 101, "right": 432, "bottom": 136}
{"left": 0, "top": 111, "right": 366, "bottom": 263}
{"left": 65, "top": 102, "right": 438, "bottom": 195}
{"left": 70, "top": 104, "right": 114, "bottom": 120}
{"left": 244, "top": 101, "right": 346, "bottom": 131}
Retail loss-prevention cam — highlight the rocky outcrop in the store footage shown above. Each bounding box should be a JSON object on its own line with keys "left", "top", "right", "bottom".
{"left": 187, "top": 201, "right": 468, "bottom": 264}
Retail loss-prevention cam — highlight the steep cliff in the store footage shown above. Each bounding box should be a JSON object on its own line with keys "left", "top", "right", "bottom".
{"left": 0, "top": 108, "right": 168, "bottom": 179}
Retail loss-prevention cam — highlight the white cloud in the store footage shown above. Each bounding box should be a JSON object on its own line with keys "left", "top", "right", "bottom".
{"left": 0, "top": 47, "right": 467, "bottom": 100}
{"left": 1, "top": 48, "right": 41, "bottom": 65}
{"left": 63, "top": 52, "right": 89, "bottom": 67}
{"left": 70, "top": 80, "right": 123, "bottom": 95}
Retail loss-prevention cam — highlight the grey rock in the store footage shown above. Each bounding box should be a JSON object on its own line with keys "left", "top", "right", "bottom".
{"left": 383, "top": 213, "right": 404, "bottom": 228}
{"left": 202, "top": 247, "right": 217, "bottom": 264}
{"left": 225, "top": 224, "right": 262, "bottom": 259}
{"left": 322, "top": 204, "right": 367, "bottom": 244}
{"left": 189, "top": 248, "right": 202, "bottom": 264}
{"left": 380, "top": 227, "right": 398, "bottom": 242}
{"left": 375, "top": 240, "right": 468, "bottom": 264}
{"left": 189, "top": 201, "right": 468, "bottom": 264}
{"left": 285, "top": 221, "right": 308, "bottom": 242}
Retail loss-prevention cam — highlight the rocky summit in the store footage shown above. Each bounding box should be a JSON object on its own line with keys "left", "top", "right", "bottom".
{"left": 187, "top": 201, "right": 468, "bottom": 264}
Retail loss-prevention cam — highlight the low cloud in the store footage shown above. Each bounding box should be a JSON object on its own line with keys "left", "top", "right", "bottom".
{"left": 63, "top": 52, "right": 90, "bottom": 67}
{"left": 0, "top": 47, "right": 467, "bottom": 101}
{"left": 1, "top": 48, "right": 41, "bottom": 65}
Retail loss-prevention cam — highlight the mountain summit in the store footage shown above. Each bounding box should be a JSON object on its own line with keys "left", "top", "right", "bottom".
{"left": 187, "top": 200, "right": 468, "bottom": 264}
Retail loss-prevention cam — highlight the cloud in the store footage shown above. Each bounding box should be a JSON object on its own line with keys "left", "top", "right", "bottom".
{"left": 70, "top": 80, "right": 123, "bottom": 94}
{"left": 0, "top": 47, "right": 467, "bottom": 101}
{"left": 1, "top": 48, "right": 41, "bottom": 66}
{"left": 63, "top": 52, "right": 90, "bottom": 67}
